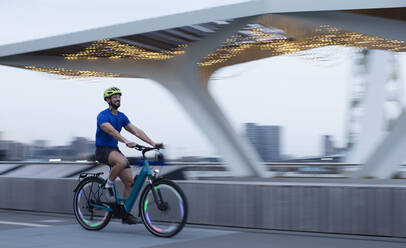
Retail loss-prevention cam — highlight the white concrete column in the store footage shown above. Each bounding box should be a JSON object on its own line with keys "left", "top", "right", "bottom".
{"left": 153, "top": 68, "right": 267, "bottom": 177}
{"left": 346, "top": 50, "right": 390, "bottom": 164}
{"left": 348, "top": 50, "right": 406, "bottom": 178}
{"left": 354, "top": 110, "right": 406, "bottom": 178}
{"left": 150, "top": 17, "right": 267, "bottom": 177}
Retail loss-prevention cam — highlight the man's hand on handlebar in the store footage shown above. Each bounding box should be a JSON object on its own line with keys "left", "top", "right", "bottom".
{"left": 125, "top": 141, "right": 138, "bottom": 148}
{"left": 133, "top": 143, "right": 164, "bottom": 153}
{"left": 154, "top": 143, "right": 164, "bottom": 149}
{"left": 134, "top": 143, "right": 163, "bottom": 150}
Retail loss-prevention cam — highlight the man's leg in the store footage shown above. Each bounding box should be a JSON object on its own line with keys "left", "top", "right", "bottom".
{"left": 112, "top": 158, "right": 137, "bottom": 224}
{"left": 119, "top": 168, "right": 134, "bottom": 198}
{"left": 108, "top": 150, "right": 129, "bottom": 181}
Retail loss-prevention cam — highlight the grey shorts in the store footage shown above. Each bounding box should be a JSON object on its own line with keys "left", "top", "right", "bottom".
{"left": 95, "top": 146, "right": 130, "bottom": 169}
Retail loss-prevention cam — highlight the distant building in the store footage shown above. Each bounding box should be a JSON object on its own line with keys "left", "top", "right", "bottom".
{"left": 33, "top": 140, "right": 48, "bottom": 147}
{"left": 245, "top": 123, "right": 281, "bottom": 162}
{"left": 71, "top": 137, "right": 95, "bottom": 160}
{"left": 321, "top": 135, "right": 347, "bottom": 158}
{"left": 0, "top": 132, "right": 5, "bottom": 160}
{"left": 323, "top": 135, "right": 335, "bottom": 156}
{"left": 0, "top": 136, "right": 96, "bottom": 161}
{"left": 0, "top": 140, "right": 27, "bottom": 161}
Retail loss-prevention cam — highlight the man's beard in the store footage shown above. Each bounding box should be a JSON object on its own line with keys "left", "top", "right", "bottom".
{"left": 110, "top": 101, "right": 120, "bottom": 109}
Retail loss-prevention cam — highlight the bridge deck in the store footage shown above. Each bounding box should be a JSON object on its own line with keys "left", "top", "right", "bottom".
{"left": 1, "top": 210, "right": 405, "bottom": 248}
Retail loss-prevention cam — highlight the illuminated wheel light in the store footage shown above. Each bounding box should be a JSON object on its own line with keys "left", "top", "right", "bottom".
{"left": 77, "top": 188, "right": 107, "bottom": 228}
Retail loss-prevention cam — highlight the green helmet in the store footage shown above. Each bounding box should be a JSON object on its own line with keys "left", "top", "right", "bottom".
{"left": 104, "top": 87, "right": 122, "bottom": 99}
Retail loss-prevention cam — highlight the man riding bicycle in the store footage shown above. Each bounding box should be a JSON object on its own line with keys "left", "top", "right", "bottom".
{"left": 95, "top": 86, "right": 163, "bottom": 225}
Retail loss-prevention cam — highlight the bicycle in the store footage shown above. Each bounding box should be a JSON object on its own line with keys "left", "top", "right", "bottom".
{"left": 73, "top": 145, "right": 188, "bottom": 237}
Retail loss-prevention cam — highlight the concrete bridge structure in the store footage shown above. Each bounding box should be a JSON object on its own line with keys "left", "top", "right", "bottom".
{"left": 0, "top": 1, "right": 405, "bottom": 178}
{"left": 1, "top": 3, "right": 406, "bottom": 245}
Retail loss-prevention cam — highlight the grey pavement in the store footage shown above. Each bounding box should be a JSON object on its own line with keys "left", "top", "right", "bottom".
{"left": 0, "top": 210, "right": 405, "bottom": 248}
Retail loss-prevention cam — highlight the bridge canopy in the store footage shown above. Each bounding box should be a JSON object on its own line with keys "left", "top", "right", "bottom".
{"left": 0, "top": 1, "right": 405, "bottom": 78}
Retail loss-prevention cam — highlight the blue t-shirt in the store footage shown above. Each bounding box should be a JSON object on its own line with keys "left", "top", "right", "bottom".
{"left": 96, "top": 108, "right": 130, "bottom": 148}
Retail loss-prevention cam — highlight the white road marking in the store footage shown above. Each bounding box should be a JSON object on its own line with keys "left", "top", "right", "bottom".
{"left": 0, "top": 221, "right": 51, "bottom": 227}
{"left": 39, "top": 219, "right": 65, "bottom": 223}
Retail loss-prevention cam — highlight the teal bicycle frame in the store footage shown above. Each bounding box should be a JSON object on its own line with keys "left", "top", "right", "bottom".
{"left": 89, "top": 159, "right": 153, "bottom": 213}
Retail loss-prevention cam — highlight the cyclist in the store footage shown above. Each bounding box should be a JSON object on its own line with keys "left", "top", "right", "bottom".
{"left": 95, "top": 86, "right": 163, "bottom": 224}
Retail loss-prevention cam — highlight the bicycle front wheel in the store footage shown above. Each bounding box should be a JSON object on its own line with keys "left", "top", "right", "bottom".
{"left": 73, "top": 177, "right": 112, "bottom": 231}
{"left": 140, "top": 179, "right": 188, "bottom": 237}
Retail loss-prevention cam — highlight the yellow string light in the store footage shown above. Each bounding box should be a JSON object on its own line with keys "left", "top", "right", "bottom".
{"left": 25, "top": 66, "right": 120, "bottom": 79}
{"left": 22, "top": 25, "right": 406, "bottom": 77}
{"left": 62, "top": 39, "right": 186, "bottom": 61}
{"left": 198, "top": 25, "right": 406, "bottom": 66}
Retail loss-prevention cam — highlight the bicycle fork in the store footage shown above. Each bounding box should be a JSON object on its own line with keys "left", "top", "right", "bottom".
{"left": 148, "top": 170, "right": 168, "bottom": 211}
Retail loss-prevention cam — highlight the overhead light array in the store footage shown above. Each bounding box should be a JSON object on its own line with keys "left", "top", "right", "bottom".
{"left": 198, "top": 25, "right": 406, "bottom": 66}
{"left": 24, "top": 66, "right": 120, "bottom": 79}
{"left": 62, "top": 39, "right": 187, "bottom": 61}
{"left": 23, "top": 24, "right": 406, "bottom": 78}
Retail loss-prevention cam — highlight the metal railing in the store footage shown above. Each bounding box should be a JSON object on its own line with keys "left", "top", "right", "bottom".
{"left": 1, "top": 160, "right": 405, "bottom": 178}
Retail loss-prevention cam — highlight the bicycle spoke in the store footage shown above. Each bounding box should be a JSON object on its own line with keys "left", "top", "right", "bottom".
{"left": 141, "top": 180, "right": 187, "bottom": 237}
{"left": 74, "top": 178, "right": 112, "bottom": 231}
{"left": 83, "top": 187, "right": 90, "bottom": 203}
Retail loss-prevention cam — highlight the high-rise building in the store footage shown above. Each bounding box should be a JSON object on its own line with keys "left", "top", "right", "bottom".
{"left": 322, "top": 135, "right": 335, "bottom": 156}
{"left": 245, "top": 123, "right": 281, "bottom": 161}
{"left": 321, "top": 135, "right": 347, "bottom": 159}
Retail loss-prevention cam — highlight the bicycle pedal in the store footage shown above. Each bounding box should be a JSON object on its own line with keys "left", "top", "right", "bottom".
{"left": 121, "top": 214, "right": 138, "bottom": 225}
{"left": 110, "top": 204, "right": 126, "bottom": 219}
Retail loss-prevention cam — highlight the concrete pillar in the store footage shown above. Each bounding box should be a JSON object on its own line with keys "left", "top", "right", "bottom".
{"left": 346, "top": 50, "right": 390, "bottom": 164}
{"left": 348, "top": 50, "right": 406, "bottom": 178}
{"left": 153, "top": 67, "right": 266, "bottom": 177}
{"left": 150, "top": 17, "right": 267, "bottom": 177}
{"left": 354, "top": 110, "right": 406, "bottom": 178}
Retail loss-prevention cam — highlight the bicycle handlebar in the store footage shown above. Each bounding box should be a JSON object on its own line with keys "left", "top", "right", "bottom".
{"left": 134, "top": 144, "right": 164, "bottom": 157}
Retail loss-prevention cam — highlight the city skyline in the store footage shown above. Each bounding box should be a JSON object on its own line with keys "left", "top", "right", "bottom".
{"left": 0, "top": 124, "right": 346, "bottom": 161}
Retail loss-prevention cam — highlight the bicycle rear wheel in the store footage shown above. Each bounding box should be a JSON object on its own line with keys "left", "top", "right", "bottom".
{"left": 140, "top": 179, "right": 188, "bottom": 237}
{"left": 73, "top": 177, "right": 112, "bottom": 231}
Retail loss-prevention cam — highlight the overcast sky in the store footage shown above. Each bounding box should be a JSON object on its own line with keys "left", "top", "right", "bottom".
{"left": 1, "top": 1, "right": 405, "bottom": 158}
{"left": 0, "top": 0, "right": 248, "bottom": 45}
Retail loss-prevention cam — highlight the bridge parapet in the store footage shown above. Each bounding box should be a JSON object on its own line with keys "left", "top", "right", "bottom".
{"left": 0, "top": 177, "right": 405, "bottom": 237}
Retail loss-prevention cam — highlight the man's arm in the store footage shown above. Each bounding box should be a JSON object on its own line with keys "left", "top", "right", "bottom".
{"left": 100, "top": 123, "right": 137, "bottom": 147}
{"left": 124, "top": 123, "right": 156, "bottom": 147}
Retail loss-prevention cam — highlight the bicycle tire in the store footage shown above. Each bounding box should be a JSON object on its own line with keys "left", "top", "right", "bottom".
{"left": 73, "top": 177, "right": 112, "bottom": 231}
{"left": 140, "top": 179, "right": 188, "bottom": 237}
